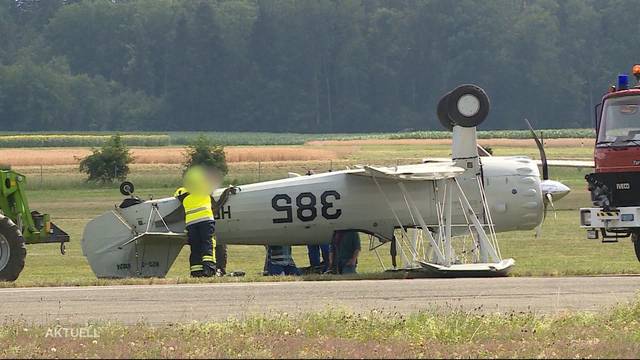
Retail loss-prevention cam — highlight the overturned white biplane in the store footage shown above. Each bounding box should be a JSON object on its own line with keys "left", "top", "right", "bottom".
{"left": 82, "top": 84, "right": 571, "bottom": 278}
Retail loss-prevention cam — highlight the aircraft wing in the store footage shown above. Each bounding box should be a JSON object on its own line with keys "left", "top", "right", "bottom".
{"left": 421, "top": 157, "right": 452, "bottom": 163}
{"left": 351, "top": 162, "right": 464, "bottom": 181}
{"left": 422, "top": 157, "right": 593, "bottom": 169}
{"left": 538, "top": 159, "right": 594, "bottom": 169}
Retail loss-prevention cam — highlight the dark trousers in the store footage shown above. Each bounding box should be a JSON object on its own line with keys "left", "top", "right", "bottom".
{"left": 307, "top": 244, "right": 331, "bottom": 272}
{"left": 337, "top": 259, "right": 357, "bottom": 274}
{"left": 267, "top": 263, "right": 301, "bottom": 276}
{"left": 186, "top": 220, "right": 215, "bottom": 275}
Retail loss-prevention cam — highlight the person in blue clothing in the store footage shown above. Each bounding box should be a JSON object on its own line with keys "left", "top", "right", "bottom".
{"left": 307, "top": 243, "right": 331, "bottom": 273}
{"left": 266, "top": 245, "right": 301, "bottom": 276}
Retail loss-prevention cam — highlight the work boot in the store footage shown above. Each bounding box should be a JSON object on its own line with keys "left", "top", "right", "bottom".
{"left": 203, "top": 262, "right": 217, "bottom": 277}
{"left": 190, "top": 270, "right": 206, "bottom": 278}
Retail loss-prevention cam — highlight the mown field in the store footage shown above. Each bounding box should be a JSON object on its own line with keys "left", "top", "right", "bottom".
{"left": 1, "top": 300, "right": 639, "bottom": 358}
{"left": 2, "top": 138, "right": 638, "bottom": 288}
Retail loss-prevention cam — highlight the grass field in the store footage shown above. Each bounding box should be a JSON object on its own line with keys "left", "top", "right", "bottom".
{"left": 2, "top": 138, "right": 638, "bottom": 288}
{"left": 1, "top": 300, "right": 639, "bottom": 358}
{"left": 4, "top": 138, "right": 593, "bottom": 190}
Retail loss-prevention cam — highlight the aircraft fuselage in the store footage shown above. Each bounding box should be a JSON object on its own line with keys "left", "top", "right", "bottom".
{"left": 214, "top": 156, "right": 544, "bottom": 246}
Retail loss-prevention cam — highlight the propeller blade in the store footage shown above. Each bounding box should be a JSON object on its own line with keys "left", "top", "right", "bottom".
{"left": 534, "top": 225, "right": 541, "bottom": 238}
{"left": 545, "top": 192, "right": 557, "bottom": 220}
{"left": 525, "top": 118, "right": 549, "bottom": 180}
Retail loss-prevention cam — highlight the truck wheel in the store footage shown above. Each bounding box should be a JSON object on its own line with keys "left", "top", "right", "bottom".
{"left": 633, "top": 233, "right": 640, "bottom": 262}
{"left": 0, "top": 215, "right": 26, "bottom": 282}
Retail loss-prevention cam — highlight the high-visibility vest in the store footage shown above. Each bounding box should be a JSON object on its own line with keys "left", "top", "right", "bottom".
{"left": 182, "top": 193, "right": 214, "bottom": 226}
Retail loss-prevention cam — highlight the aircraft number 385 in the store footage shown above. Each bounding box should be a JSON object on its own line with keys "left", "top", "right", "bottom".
{"left": 271, "top": 191, "right": 342, "bottom": 223}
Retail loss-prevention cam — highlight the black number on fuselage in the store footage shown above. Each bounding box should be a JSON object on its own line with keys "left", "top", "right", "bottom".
{"left": 272, "top": 194, "right": 293, "bottom": 223}
{"left": 296, "top": 192, "right": 317, "bottom": 222}
{"left": 271, "top": 191, "right": 342, "bottom": 223}
{"left": 321, "top": 190, "right": 342, "bottom": 219}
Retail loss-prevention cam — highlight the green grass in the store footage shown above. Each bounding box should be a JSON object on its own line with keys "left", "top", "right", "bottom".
{"left": 1, "top": 299, "right": 639, "bottom": 358}
{"left": 7, "top": 176, "right": 640, "bottom": 288}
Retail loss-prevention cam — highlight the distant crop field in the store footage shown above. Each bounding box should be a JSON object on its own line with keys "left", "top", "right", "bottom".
{"left": 169, "top": 129, "right": 596, "bottom": 145}
{"left": 308, "top": 138, "right": 594, "bottom": 147}
{"left": 0, "top": 134, "right": 170, "bottom": 147}
{"left": 0, "top": 146, "right": 349, "bottom": 166}
{"left": 0, "top": 129, "right": 596, "bottom": 147}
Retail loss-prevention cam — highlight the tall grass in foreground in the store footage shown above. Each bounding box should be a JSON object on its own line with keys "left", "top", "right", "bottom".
{"left": 1, "top": 299, "right": 638, "bottom": 358}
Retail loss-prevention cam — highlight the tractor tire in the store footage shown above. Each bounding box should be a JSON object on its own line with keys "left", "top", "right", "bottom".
{"left": 0, "top": 215, "right": 26, "bottom": 282}
{"left": 633, "top": 233, "right": 640, "bottom": 262}
{"left": 445, "top": 84, "right": 490, "bottom": 128}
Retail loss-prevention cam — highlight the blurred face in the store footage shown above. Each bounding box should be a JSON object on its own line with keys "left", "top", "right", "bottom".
{"left": 184, "top": 166, "right": 213, "bottom": 195}
{"left": 205, "top": 167, "right": 224, "bottom": 189}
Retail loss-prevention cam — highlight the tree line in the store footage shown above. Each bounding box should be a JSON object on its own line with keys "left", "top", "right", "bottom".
{"left": 0, "top": 0, "right": 637, "bottom": 132}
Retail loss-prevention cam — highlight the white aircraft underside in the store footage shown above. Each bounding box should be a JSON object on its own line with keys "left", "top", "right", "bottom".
{"left": 211, "top": 156, "right": 544, "bottom": 246}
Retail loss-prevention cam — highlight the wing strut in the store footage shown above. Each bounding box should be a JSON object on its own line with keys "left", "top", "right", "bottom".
{"left": 370, "top": 173, "right": 513, "bottom": 276}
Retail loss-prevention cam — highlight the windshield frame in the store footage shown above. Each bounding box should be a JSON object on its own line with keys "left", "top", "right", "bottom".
{"left": 597, "top": 94, "right": 640, "bottom": 146}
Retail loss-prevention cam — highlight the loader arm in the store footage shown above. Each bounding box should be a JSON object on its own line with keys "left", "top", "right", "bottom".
{"left": 0, "top": 170, "right": 69, "bottom": 246}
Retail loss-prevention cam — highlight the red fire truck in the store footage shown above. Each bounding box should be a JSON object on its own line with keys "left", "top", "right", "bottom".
{"left": 580, "top": 65, "right": 640, "bottom": 262}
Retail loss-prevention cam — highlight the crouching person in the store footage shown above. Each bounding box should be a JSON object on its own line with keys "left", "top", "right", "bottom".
{"left": 266, "top": 245, "right": 301, "bottom": 276}
{"left": 331, "top": 230, "right": 361, "bottom": 274}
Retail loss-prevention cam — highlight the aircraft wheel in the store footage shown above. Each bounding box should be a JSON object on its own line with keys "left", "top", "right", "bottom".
{"left": 633, "top": 233, "right": 640, "bottom": 262}
{"left": 446, "top": 84, "right": 490, "bottom": 128}
{"left": 0, "top": 215, "right": 26, "bottom": 282}
{"left": 120, "top": 181, "right": 135, "bottom": 196}
{"left": 437, "top": 91, "right": 454, "bottom": 131}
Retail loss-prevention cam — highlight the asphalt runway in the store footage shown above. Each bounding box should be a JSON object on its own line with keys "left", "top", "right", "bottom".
{"left": 1, "top": 276, "right": 638, "bottom": 325}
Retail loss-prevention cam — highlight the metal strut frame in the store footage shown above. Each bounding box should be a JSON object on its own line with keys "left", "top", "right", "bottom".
{"left": 371, "top": 174, "right": 504, "bottom": 271}
{"left": 116, "top": 203, "right": 176, "bottom": 249}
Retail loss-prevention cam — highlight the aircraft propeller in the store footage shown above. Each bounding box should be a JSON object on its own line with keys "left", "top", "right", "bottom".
{"left": 524, "top": 119, "right": 570, "bottom": 222}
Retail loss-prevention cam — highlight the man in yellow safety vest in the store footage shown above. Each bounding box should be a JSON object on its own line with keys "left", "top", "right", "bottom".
{"left": 175, "top": 167, "right": 217, "bottom": 277}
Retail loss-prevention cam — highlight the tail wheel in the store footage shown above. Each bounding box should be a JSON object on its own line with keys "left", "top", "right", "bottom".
{"left": 437, "top": 91, "right": 454, "bottom": 131}
{"left": 437, "top": 84, "right": 490, "bottom": 130}
{"left": 633, "top": 233, "right": 640, "bottom": 262}
{"left": 0, "top": 215, "right": 26, "bottom": 282}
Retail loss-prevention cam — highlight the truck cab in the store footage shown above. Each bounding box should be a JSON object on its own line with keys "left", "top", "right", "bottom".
{"left": 580, "top": 69, "right": 640, "bottom": 262}
{"left": 595, "top": 88, "right": 640, "bottom": 174}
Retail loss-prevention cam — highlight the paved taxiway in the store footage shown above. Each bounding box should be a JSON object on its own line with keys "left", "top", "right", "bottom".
{"left": 1, "top": 276, "right": 638, "bottom": 325}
